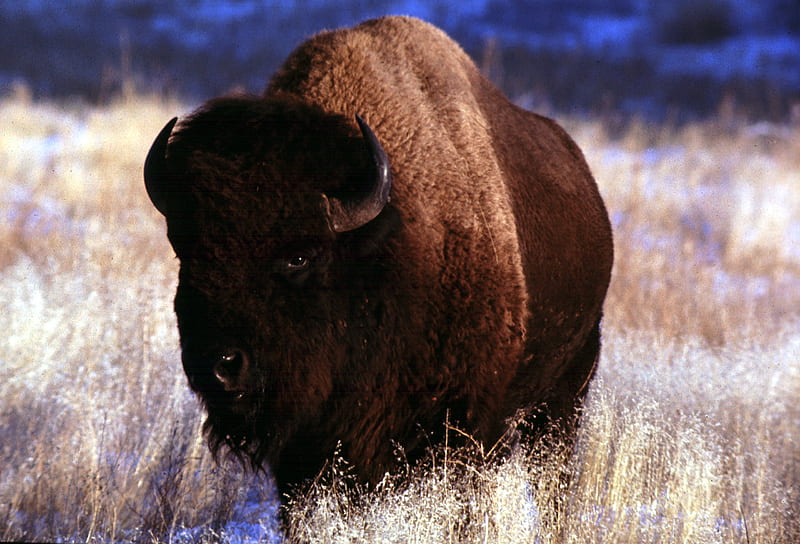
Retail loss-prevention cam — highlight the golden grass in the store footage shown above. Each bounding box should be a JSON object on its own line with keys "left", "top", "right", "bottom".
{"left": 0, "top": 88, "right": 797, "bottom": 543}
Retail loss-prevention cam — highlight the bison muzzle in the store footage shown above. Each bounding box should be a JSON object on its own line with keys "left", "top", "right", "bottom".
{"left": 143, "top": 16, "right": 613, "bottom": 497}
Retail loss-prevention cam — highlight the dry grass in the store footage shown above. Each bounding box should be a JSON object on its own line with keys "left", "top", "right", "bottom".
{"left": 1, "top": 86, "right": 797, "bottom": 542}
{"left": 0, "top": 88, "right": 279, "bottom": 543}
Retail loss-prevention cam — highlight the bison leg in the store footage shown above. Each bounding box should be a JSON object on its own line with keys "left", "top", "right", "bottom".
{"left": 553, "top": 314, "right": 602, "bottom": 427}
{"left": 522, "top": 315, "right": 602, "bottom": 445}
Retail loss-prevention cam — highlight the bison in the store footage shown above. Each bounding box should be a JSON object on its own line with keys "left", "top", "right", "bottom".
{"left": 144, "top": 16, "right": 613, "bottom": 497}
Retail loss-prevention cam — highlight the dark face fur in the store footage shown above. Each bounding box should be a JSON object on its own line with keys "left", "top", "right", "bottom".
{"left": 145, "top": 96, "right": 400, "bottom": 469}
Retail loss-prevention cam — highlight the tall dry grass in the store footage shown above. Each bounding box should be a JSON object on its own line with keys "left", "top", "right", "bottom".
{"left": 0, "top": 86, "right": 798, "bottom": 543}
{"left": 0, "top": 88, "right": 280, "bottom": 543}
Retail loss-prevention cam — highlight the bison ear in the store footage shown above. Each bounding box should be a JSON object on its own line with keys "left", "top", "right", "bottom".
{"left": 322, "top": 114, "right": 392, "bottom": 232}
{"left": 144, "top": 117, "right": 179, "bottom": 216}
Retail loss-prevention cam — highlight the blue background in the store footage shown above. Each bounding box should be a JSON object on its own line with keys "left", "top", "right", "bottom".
{"left": 1, "top": 0, "right": 798, "bottom": 121}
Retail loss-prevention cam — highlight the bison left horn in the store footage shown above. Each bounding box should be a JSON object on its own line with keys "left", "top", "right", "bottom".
{"left": 144, "top": 116, "right": 179, "bottom": 216}
{"left": 323, "top": 114, "right": 392, "bottom": 232}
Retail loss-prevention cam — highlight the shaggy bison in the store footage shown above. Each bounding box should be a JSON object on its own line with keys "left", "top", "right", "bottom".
{"left": 144, "top": 16, "right": 613, "bottom": 496}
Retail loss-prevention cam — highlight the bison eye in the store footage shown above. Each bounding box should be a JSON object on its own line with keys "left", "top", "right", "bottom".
{"left": 287, "top": 255, "right": 310, "bottom": 270}
{"left": 272, "top": 246, "right": 321, "bottom": 285}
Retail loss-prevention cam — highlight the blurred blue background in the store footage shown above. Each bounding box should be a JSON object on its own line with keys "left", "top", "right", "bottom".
{"left": 1, "top": 0, "right": 798, "bottom": 121}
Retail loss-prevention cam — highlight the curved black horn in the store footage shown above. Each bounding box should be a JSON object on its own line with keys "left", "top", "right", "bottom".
{"left": 323, "top": 114, "right": 392, "bottom": 232}
{"left": 144, "top": 117, "right": 179, "bottom": 216}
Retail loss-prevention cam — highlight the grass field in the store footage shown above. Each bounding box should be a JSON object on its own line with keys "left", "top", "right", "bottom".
{"left": 1, "top": 86, "right": 798, "bottom": 543}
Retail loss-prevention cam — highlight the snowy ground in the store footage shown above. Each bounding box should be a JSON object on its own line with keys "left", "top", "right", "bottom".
{"left": 1, "top": 88, "right": 798, "bottom": 543}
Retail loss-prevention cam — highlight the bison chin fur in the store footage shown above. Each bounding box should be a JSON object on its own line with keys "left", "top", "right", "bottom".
{"left": 201, "top": 400, "right": 271, "bottom": 473}
{"left": 199, "top": 382, "right": 311, "bottom": 482}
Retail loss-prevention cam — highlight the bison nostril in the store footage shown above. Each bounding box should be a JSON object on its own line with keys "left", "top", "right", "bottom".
{"left": 213, "top": 349, "right": 248, "bottom": 389}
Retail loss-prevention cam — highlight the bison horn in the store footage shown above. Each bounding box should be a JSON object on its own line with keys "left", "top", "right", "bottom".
{"left": 323, "top": 114, "right": 392, "bottom": 232}
{"left": 144, "top": 117, "right": 179, "bottom": 216}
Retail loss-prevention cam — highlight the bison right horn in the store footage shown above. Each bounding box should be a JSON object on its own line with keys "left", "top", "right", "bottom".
{"left": 144, "top": 117, "right": 179, "bottom": 216}
{"left": 323, "top": 114, "right": 392, "bottom": 232}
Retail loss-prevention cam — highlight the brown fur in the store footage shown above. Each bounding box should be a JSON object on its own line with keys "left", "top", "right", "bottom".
{"left": 145, "top": 16, "right": 613, "bottom": 497}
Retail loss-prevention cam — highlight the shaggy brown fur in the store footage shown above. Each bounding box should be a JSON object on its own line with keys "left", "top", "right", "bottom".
{"left": 144, "top": 16, "right": 613, "bottom": 498}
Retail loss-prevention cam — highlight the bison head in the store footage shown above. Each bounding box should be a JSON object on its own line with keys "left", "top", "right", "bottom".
{"left": 144, "top": 96, "right": 398, "bottom": 475}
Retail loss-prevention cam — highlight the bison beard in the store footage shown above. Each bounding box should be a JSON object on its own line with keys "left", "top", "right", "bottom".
{"left": 143, "top": 16, "right": 613, "bottom": 499}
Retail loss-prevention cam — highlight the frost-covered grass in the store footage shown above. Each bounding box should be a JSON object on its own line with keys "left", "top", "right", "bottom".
{"left": 1, "top": 88, "right": 798, "bottom": 542}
